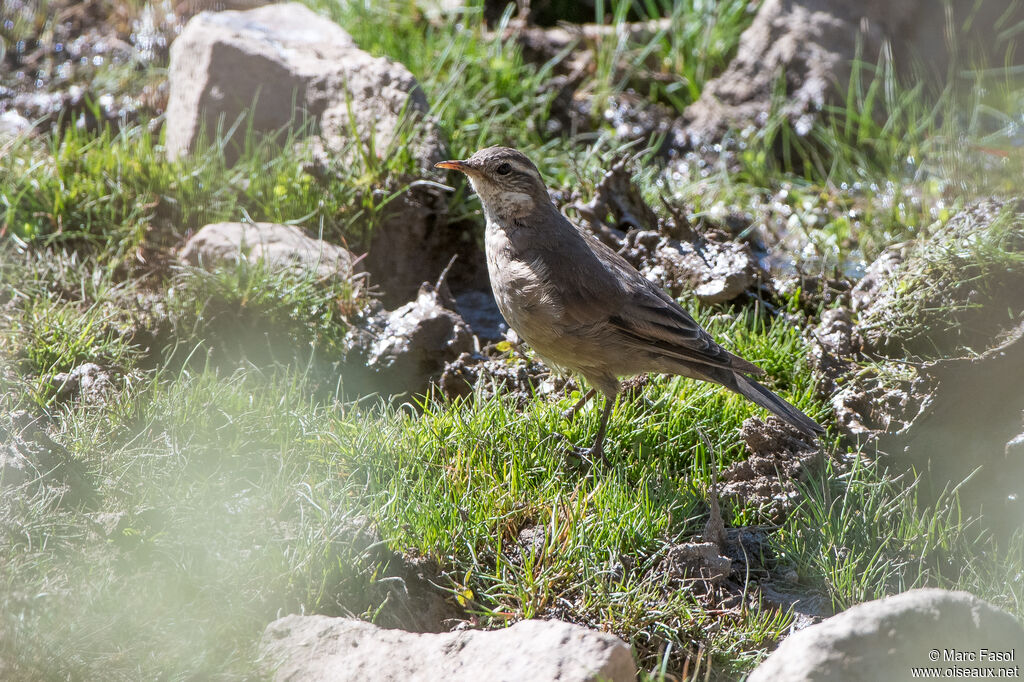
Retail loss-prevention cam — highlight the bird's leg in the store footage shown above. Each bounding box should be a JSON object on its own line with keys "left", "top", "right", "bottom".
{"left": 557, "top": 393, "right": 616, "bottom": 466}
{"left": 562, "top": 387, "right": 597, "bottom": 420}
{"left": 587, "top": 394, "right": 616, "bottom": 461}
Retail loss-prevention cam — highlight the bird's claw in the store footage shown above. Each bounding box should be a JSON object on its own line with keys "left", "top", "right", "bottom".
{"left": 551, "top": 433, "right": 608, "bottom": 468}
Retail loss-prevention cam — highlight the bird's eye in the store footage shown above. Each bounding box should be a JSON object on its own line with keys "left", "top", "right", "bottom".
{"left": 496, "top": 162, "right": 512, "bottom": 175}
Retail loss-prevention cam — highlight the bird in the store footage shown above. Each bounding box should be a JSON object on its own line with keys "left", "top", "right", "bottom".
{"left": 435, "top": 146, "right": 823, "bottom": 459}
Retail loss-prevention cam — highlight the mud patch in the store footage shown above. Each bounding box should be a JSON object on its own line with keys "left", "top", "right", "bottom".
{"left": 1, "top": 0, "right": 185, "bottom": 129}
{"left": 439, "top": 349, "right": 553, "bottom": 407}
{"left": 720, "top": 417, "right": 821, "bottom": 521}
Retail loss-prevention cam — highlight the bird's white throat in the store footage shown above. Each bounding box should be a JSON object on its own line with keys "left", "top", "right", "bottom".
{"left": 469, "top": 178, "right": 536, "bottom": 220}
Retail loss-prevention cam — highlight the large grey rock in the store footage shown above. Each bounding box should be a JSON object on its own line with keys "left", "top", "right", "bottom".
{"left": 749, "top": 589, "right": 1024, "bottom": 682}
{"left": 165, "top": 3, "right": 443, "bottom": 166}
{"left": 259, "top": 616, "right": 636, "bottom": 682}
{"left": 179, "top": 221, "right": 362, "bottom": 280}
{"left": 166, "top": 3, "right": 350, "bottom": 158}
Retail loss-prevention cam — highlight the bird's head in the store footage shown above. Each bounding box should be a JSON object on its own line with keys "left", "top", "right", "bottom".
{"left": 436, "top": 146, "right": 550, "bottom": 221}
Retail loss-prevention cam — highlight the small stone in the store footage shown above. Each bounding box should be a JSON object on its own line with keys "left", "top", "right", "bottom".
{"left": 179, "top": 221, "right": 362, "bottom": 281}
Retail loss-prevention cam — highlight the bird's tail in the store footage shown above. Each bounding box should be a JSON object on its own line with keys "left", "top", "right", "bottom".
{"left": 725, "top": 372, "right": 824, "bottom": 437}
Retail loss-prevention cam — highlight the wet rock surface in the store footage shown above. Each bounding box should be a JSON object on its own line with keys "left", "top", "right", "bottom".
{"left": 749, "top": 588, "right": 1024, "bottom": 682}
{"left": 452, "top": 289, "right": 506, "bottom": 341}
{"left": 259, "top": 616, "right": 637, "bottom": 682}
{"left": 647, "top": 236, "right": 761, "bottom": 305}
{"left": 0, "top": 0, "right": 183, "bottom": 129}
{"left": 347, "top": 283, "right": 475, "bottom": 398}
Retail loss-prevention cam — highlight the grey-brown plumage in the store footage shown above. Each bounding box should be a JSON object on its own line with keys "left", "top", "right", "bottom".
{"left": 436, "top": 146, "right": 823, "bottom": 458}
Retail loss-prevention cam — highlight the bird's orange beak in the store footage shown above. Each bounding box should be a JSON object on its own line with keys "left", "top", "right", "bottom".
{"left": 435, "top": 160, "right": 473, "bottom": 173}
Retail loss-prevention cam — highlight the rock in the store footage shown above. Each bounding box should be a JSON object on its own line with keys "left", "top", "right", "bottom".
{"left": 0, "top": 412, "right": 94, "bottom": 505}
{"left": 165, "top": 3, "right": 450, "bottom": 302}
{"left": 52, "top": 363, "right": 114, "bottom": 403}
{"left": 683, "top": 0, "right": 1023, "bottom": 146}
{"left": 259, "top": 616, "right": 636, "bottom": 682}
{"left": 749, "top": 588, "right": 1024, "bottom": 682}
{"left": 363, "top": 284, "right": 475, "bottom": 397}
{"left": 646, "top": 237, "right": 761, "bottom": 305}
{"left": 0, "top": 110, "right": 31, "bottom": 141}
{"left": 757, "top": 581, "right": 833, "bottom": 631}
{"left": 178, "top": 221, "right": 362, "bottom": 280}
{"left": 166, "top": 3, "right": 443, "bottom": 167}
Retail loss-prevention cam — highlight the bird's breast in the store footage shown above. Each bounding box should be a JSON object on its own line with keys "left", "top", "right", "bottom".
{"left": 484, "top": 222, "right": 566, "bottom": 347}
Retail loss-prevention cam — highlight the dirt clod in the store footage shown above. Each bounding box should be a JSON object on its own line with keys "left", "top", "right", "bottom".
{"left": 720, "top": 417, "right": 821, "bottom": 521}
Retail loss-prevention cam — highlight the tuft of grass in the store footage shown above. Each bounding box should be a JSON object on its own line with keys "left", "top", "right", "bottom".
{"left": 0, "top": 247, "right": 143, "bottom": 407}
{"left": 856, "top": 201, "right": 1024, "bottom": 359}
{"left": 164, "top": 257, "right": 363, "bottom": 373}
{"left": 774, "top": 455, "right": 1024, "bottom": 614}
{"left": 0, "top": 111, "right": 431, "bottom": 264}
{"left": 586, "top": 0, "right": 754, "bottom": 114}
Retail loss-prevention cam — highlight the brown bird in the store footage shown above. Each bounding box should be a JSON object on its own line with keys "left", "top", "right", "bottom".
{"left": 436, "top": 146, "right": 823, "bottom": 458}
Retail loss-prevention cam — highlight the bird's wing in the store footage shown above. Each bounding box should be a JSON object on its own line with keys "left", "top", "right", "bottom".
{"left": 551, "top": 222, "right": 764, "bottom": 375}
{"left": 607, "top": 296, "right": 763, "bottom": 374}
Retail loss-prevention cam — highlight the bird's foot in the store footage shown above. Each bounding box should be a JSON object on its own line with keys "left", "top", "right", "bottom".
{"left": 551, "top": 433, "right": 608, "bottom": 468}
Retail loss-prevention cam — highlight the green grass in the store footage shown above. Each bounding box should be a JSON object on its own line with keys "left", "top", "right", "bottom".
{"left": 0, "top": 112, "right": 425, "bottom": 264}
{"left": 2, "top": 0, "right": 1024, "bottom": 679}
{"left": 855, "top": 202, "right": 1024, "bottom": 358}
